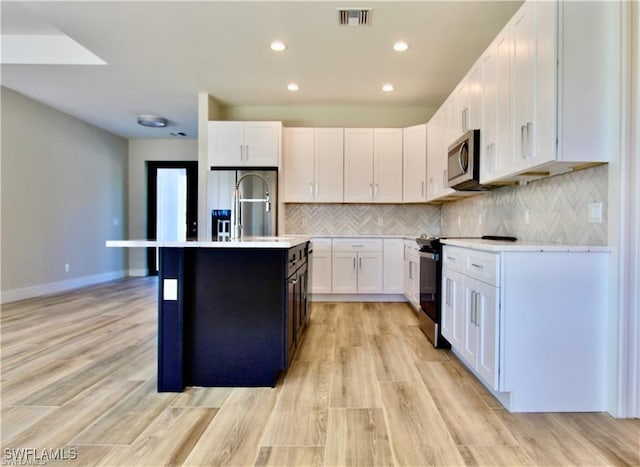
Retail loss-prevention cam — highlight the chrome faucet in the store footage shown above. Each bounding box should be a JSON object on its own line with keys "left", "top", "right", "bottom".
{"left": 231, "top": 173, "right": 271, "bottom": 239}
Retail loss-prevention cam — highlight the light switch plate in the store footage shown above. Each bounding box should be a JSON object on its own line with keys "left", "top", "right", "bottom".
{"left": 588, "top": 202, "right": 603, "bottom": 224}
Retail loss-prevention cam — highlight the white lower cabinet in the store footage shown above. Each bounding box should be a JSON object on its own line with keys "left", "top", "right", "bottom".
{"left": 310, "top": 238, "right": 332, "bottom": 294}
{"left": 403, "top": 240, "right": 420, "bottom": 308}
{"left": 331, "top": 239, "right": 383, "bottom": 294}
{"left": 442, "top": 243, "right": 609, "bottom": 413}
{"left": 383, "top": 239, "right": 404, "bottom": 294}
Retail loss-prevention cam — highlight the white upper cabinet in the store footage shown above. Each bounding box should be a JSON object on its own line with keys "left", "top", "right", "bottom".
{"left": 373, "top": 129, "right": 403, "bottom": 203}
{"left": 283, "top": 128, "right": 343, "bottom": 202}
{"left": 344, "top": 128, "right": 402, "bottom": 203}
{"left": 208, "top": 121, "right": 281, "bottom": 167}
{"left": 402, "top": 124, "right": 427, "bottom": 202}
{"left": 480, "top": 0, "right": 620, "bottom": 184}
{"left": 426, "top": 105, "right": 456, "bottom": 202}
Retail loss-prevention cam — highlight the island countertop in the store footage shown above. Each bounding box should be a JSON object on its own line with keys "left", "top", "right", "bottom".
{"left": 106, "top": 236, "right": 311, "bottom": 249}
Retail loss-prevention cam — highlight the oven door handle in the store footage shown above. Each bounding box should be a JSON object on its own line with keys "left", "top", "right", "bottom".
{"left": 419, "top": 251, "right": 439, "bottom": 261}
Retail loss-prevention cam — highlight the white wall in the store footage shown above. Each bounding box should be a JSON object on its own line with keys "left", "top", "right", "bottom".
{"left": 1, "top": 87, "right": 128, "bottom": 303}
{"left": 127, "top": 138, "right": 197, "bottom": 274}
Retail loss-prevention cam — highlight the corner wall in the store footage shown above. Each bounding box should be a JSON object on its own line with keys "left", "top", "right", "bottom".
{"left": 0, "top": 87, "right": 128, "bottom": 303}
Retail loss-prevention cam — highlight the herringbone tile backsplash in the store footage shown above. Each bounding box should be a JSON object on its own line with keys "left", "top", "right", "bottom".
{"left": 284, "top": 165, "right": 608, "bottom": 245}
{"left": 285, "top": 204, "right": 442, "bottom": 236}
{"left": 441, "top": 165, "right": 608, "bottom": 245}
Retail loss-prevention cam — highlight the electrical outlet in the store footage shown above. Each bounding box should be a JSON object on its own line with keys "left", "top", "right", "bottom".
{"left": 64, "top": 264, "right": 70, "bottom": 273}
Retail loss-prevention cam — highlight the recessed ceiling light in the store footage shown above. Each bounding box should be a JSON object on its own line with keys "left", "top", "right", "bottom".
{"left": 393, "top": 41, "right": 409, "bottom": 52}
{"left": 287, "top": 83, "right": 299, "bottom": 91}
{"left": 270, "top": 41, "right": 287, "bottom": 52}
{"left": 382, "top": 84, "right": 394, "bottom": 92}
{"left": 137, "top": 115, "right": 168, "bottom": 127}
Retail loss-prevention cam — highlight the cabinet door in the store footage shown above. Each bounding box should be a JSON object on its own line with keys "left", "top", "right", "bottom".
{"left": 511, "top": 1, "right": 536, "bottom": 173}
{"left": 332, "top": 252, "right": 358, "bottom": 294}
{"left": 476, "top": 280, "right": 499, "bottom": 389}
{"left": 402, "top": 124, "right": 427, "bottom": 202}
{"left": 461, "top": 277, "right": 480, "bottom": 366}
{"left": 495, "top": 27, "right": 513, "bottom": 180}
{"left": 344, "top": 128, "right": 374, "bottom": 202}
{"left": 454, "top": 80, "right": 469, "bottom": 138}
{"left": 480, "top": 45, "right": 499, "bottom": 183}
{"left": 426, "top": 114, "right": 440, "bottom": 201}
{"left": 357, "top": 252, "right": 383, "bottom": 293}
{"left": 283, "top": 128, "right": 315, "bottom": 202}
{"left": 243, "top": 122, "right": 280, "bottom": 166}
{"left": 441, "top": 267, "right": 465, "bottom": 350}
{"left": 314, "top": 128, "right": 344, "bottom": 202}
{"left": 373, "top": 129, "right": 403, "bottom": 203}
{"left": 383, "top": 239, "right": 404, "bottom": 294}
{"left": 208, "top": 122, "right": 244, "bottom": 167}
{"left": 467, "top": 64, "right": 483, "bottom": 131}
{"left": 311, "top": 250, "right": 332, "bottom": 294}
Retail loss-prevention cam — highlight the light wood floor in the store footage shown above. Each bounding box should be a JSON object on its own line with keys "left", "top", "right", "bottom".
{"left": 1, "top": 277, "right": 639, "bottom": 466}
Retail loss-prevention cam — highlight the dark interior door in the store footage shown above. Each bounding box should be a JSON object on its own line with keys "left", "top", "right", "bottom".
{"left": 147, "top": 161, "right": 198, "bottom": 275}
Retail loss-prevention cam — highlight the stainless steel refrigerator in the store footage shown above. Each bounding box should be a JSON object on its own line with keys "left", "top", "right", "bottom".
{"left": 208, "top": 168, "right": 277, "bottom": 239}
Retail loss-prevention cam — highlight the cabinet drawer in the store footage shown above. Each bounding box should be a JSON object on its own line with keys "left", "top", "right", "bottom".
{"left": 311, "top": 238, "right": 332, "bottom": 252}
{"left": 332, "top": 238, "right": 382, "bottom": 252}
{"left": 464, "top": 250, "right": 499, "bottom": 286}
{"left": 442, "top": 247, "right": 465, "bottom": 273}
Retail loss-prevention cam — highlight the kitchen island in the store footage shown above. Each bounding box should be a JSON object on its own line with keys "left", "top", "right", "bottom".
{"left": 106, "top": 237, "right": 311, "bottom": 391}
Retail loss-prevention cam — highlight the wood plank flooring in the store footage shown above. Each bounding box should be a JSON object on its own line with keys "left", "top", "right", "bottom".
{"left": 1, "top": 277, "right": 639, "bottom": 466}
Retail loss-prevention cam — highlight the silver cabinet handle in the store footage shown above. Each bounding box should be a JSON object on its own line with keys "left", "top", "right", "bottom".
{"left": 520, "top": 125, "right": 526, "bottom": 158}
{"left": 474, "top": 292, "right": 481, "bottom": 327}
{"left": 315, "top": 183, "right": 319, "bottom": 199}
{"left": 526, "top": 122, "right": 533, "bottom": 158}
{"left": 421, "top": 181, "right": 425, "bottom": 197}
{"left": 369, "top": 183, "right": 373, "bottom": 199}
{"left": 359, "top": 257, "right": 362, "bottom": 270}
{"left": 309, "top": 182, "right": 314, "bottom": 198}
{"left": 471, "top": 263, "right": 484, "bottom": 270}
{"left": 470, "top": 291, "right": 476, "bottom": 324}
{"left": 353, "top": 257, "right": 356, "bottom": 270}
{"left": 374, "top": 184, "right": 379, "bottom": 200}
{"left": 409, "top": 261, "right": 413, "bottom": 280}
{"left": 445, "top": 278, "right": 451, "bottom": 306}
{"left": 245, "top": 144, "right": 249, "bottom": 161}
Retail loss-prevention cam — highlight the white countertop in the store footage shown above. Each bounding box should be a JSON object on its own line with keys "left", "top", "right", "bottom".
{"left": 106, "top": 236, "right": 311, "bottom": 249}
{"left": 441, "top": 238, "right": 611, "bottom": 253}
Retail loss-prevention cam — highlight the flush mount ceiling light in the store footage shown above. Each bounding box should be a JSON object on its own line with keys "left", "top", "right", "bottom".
{"left": 382, "top": 84, "right": 395, "bottom": 92}
{"left": 270, "top": 41, "right": 287, "bottom": 52}
{"left": 137, "top": 115, "right": 167, "bottom": 128}
{"left": 393, "top": 41, "right": 409, "bottom": 52}
{"left": 287, "top": 83, "right": 299, "bottom": 91}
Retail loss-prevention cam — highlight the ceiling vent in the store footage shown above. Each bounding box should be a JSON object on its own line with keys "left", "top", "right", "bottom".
{"left": 338, "top": 8, "right": 371, "bottom": 26}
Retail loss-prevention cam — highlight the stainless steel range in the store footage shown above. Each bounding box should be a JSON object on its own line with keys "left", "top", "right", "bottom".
{"left": 415, "top": 234, "right": 516, "bottom": 348}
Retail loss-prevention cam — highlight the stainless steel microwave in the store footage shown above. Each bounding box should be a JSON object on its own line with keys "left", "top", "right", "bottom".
{"left": 446, "top": 129, "right": 488, "bottom": 191}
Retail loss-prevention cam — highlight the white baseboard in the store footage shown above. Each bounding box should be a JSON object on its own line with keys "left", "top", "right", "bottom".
{"left": 311, "top": 293, "right": 407, "bottom": 303}
{"left": 128, "top": 268, "right": 148, "bottom": 277}
{"left": 0, "top": 270, "right": 127, "bottom": 304}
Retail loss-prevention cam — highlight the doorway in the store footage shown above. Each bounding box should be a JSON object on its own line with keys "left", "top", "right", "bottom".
{"left": 146, "top": 161, "right": 198, "bottom": 275}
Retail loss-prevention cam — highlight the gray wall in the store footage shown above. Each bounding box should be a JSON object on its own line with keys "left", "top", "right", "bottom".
{"left": 127, "top": 138, "right": 197, "bottom": 275}
{"left": 1, "top": 87, "right": 128, "bottom": 303}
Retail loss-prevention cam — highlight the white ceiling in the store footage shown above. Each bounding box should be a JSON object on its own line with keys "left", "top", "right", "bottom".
{"left": 1, "top": 1, "right": 522, "bottom": 139}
